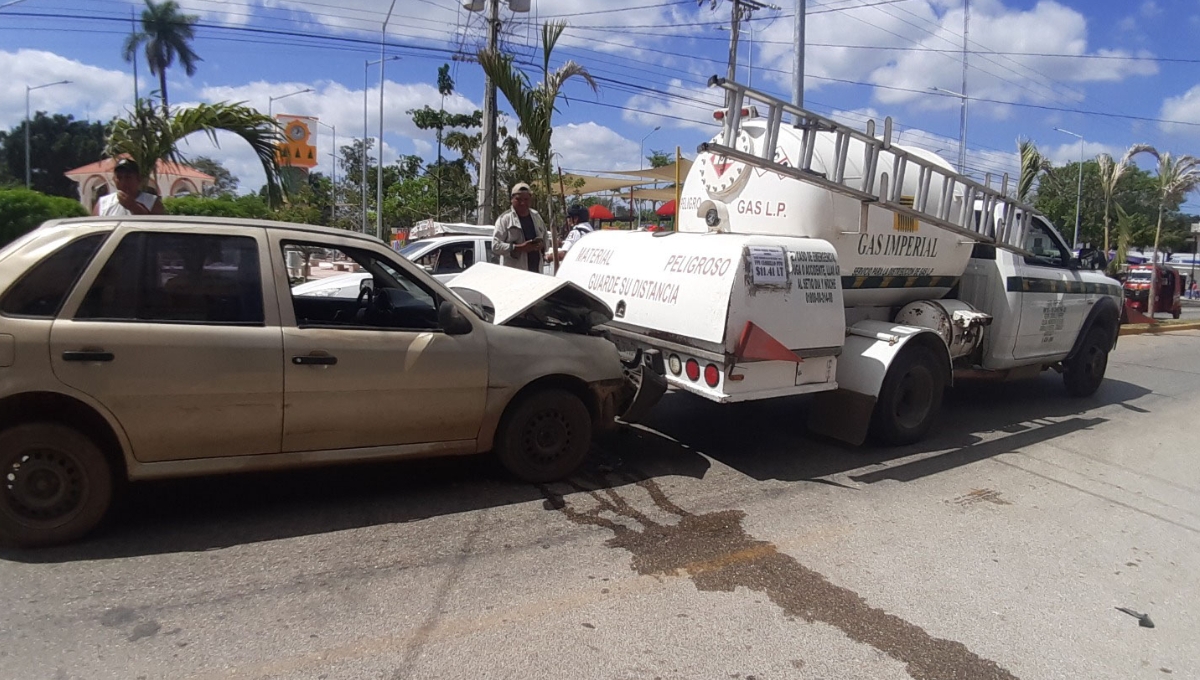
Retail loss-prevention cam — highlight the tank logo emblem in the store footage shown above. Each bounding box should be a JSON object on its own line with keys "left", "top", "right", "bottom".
{"left": 700, "top": 130, "right": 754, "bottom": 197}
{"left": 893, "top": 196, "right": 918, "bottom": 233}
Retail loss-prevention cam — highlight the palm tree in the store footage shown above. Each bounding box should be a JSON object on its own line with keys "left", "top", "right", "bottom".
{"left": 1125, "top": 145, "right": 1200, "bottom": 316}
{"left": 478, "top": 21, "right": 598, "bottom": 255}
{"left": 1016, "top": 138, "right": 1048, "bottom": 202}
{"left": 106, "top": 98, "right": 286, "bottom": 207}
{"left": 124, "top": 0, "right": 201, "bottom": 114}
{"left": 1096, "top": 150, "right": 1134, "bottom": 256}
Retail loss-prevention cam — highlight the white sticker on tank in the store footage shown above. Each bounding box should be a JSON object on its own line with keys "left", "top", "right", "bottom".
{"left": 748, "top": 246, "right": 788, "bottom": 285}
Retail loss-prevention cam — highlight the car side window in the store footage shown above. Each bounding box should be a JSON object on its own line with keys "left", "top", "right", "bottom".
{"left": 283, "top": 241, "right": 440, "bottom": 330}
{"left": 0, "top": 233, "right": 108, "bottom": 318}
{"left": 76, "top": 232, "right": 264, "bottom": 325}
{"left": 1022, "top": 218, "right": 1070, "bottom": 269}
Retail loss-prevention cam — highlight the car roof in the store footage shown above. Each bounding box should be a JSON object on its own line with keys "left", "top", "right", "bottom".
{"left": 410, "top": 235, "right": 486, "bottom": 244}
{"left": 42, "top": 215, "right": 385, "bottom": 245}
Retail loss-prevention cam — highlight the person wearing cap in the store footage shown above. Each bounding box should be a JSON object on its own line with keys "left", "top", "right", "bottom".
{"left": 492, "top": 182, "right": 547, "bottom": 272}
{"left": 546, "top": 203, "right": 594, "bottom": 263}
{"left": 94, "top": 158, "right": 165, "bottom": 216}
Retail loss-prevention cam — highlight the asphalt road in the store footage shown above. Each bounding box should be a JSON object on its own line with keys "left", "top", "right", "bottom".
{"left": 3, "top": 332, "right": 1199, "bottom": 680}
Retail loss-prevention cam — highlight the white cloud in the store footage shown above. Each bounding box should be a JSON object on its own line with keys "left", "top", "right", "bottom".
{"left": 1042, "top": 140, "right": 1124, "bottom": 166}
{"left": 622, "top": 78, "right": 723, "bottom": 131}
{"left": 749, "top": 1, "right": 1157, "bottom": 116}
{"left": 0, "top": 50, "right": 132, "bottom": 129}
{"left": 1140, "top": 1, "right": 1162, "bottom": 18}
{"left": 1160, "top": 84, "right": 1200, "bottom": 137}
{"left": 552, "top": 122, "right": 639, "bottom": 172}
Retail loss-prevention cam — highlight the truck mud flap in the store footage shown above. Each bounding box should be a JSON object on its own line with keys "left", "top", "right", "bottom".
{"left": 807, "top": 388, "right": 875, "bottom": 446}
{"left": 618, "top": 348, "right": 667, "bottom": 425}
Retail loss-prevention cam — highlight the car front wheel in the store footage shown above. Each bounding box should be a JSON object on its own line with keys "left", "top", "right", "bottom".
{"left": 0, "top": 423, "right": 113, "bottom": 547}
{"left": 1063, "top": 327, "right": 1111, "bottom": 397}
{"left": 495, "top": 389, "right": 592, "bottom": 483}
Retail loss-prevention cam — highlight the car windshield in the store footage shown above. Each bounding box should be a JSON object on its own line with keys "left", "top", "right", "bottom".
{"left": 1128, "top": 270, "right": 1153, "bottom": 281}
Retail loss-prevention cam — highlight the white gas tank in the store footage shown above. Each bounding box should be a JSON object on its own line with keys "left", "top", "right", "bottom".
{"left": 677, "top": 119, "right": 973, "bottom": 308}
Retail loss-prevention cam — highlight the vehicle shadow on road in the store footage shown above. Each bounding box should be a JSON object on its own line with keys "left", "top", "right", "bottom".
{"left": 0, "top": 437, "right": 713, "bottom": 564}
{"left": 635, "top": 373, "right": 1151, "bottom": 486}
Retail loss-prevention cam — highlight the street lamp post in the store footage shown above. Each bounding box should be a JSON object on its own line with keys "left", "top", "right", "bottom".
{"left": 378, "top": 0, "right": 398, "bottom": 241}
{"left": 363, "top": 56, "right": 400, "bottom": 234}
{"left": 25, "top": 79, "right": 70, "bottom": 189}
{"left": 636, "top": 126, "right": 660, "bottom": 229}
{"left": 1054, "top": 127, "right": 1084, "bottom": 249}
{"left": 316, "top": 120, "right": 336, "bottom": 223}
{"left": 930, "top": 86, "right": 967, "bottom": 175}
{"left": 267, "top": 87, "right": 313, "bottom": 119}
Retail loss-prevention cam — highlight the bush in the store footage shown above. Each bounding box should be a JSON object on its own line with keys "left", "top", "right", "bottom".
{"left": 164, "top": 194, "right": 272, "bottom": 219}
{"left": 0, "top": 189, "right": 89, "bottom": 247}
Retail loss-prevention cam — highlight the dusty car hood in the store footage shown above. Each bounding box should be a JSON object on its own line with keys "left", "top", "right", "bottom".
{"left": 449, "top": 263, "right": 612, "bottom": 332}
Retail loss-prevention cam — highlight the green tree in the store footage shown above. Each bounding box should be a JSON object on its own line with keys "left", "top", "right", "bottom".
{"left": 1016, "top": 138, "right": 1047, "bottom": 203}
{"left": 1096, "top": 150, "right": 1134, "bottom": 256}
{"left": 1126, "top": 146, "right": 1200, "bottom": 263}
{"left": 0, "top": 189, "right": 88, "bottom": 247}
{"left": 409, "top": 64, "right": 484, "bottom": 221}
{"left": 164, "top": 194, "right": 271, "bottom": 219}
{"left": 478, "top": 21, "right": 598, "bottom": 250}
{"left": 187, "top": 155, "right": 239, "bottom": 196}
{"left": 0, "top": 113, "right": 108, "bottom": 198}
{"left": 105, "top": 97, "right": 285, "bottom": 207}
{"left": 123, "top": 0, "right": 201, "bottom": 114}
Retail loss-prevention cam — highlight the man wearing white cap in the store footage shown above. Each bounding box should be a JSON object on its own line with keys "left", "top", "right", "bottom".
{"left": 492, "top": 182, "right": 546, "bottom": 272}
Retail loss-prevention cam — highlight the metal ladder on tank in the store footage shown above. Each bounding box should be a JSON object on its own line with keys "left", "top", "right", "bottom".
{"left": 700, "top": 76, "right": 1035, "bottom": 256}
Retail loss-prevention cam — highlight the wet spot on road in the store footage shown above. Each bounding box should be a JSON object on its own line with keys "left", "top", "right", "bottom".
{"left": 128, "top": 620, "right": 161, "bottom": 642}
{"left": 952, "top": 489, "right": 1012, "bottom": 506}
{"left": 544, "top": 476, "right": 1019, "bottom": 680}
{"left": 100, "top": 606, "right": 138, "bottom": 627}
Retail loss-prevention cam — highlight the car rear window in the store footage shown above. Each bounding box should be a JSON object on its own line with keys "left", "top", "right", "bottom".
{"left": 0, "top": 233, "right": 108, "bottom": 318}
{"left": 76, "top": 232, "right": 264, "bottom": 325}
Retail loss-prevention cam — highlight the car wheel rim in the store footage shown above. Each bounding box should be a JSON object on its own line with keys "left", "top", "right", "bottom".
{"left": 523, "top": 410, "right": 572, "bottom": 464}
{"left": 1085, "top": 346, "right": 1105, "bottom": 379}
{"left": 3, "top": 449, "right": 85, "bottom": 522}
{"left": 895, "top": 368, "right": 933, "bottom": 429}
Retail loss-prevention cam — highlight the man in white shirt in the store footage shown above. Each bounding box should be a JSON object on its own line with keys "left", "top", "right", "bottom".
{"left": 546, "top": 204, "right": 594, "bottom": 263}
{"left": 93, "top": 158, "right": 165, "bottom": 216}
{"left": 492, "top": 182, "right": 546, "bottom": 271}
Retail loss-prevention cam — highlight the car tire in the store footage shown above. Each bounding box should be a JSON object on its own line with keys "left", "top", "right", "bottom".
{"left": 0, "top": 423, "right": 114, "bottom": 548}
{"left": 1063, "top": 326, "right": 1110, "bottom": 397}
{"left": 495, "top": 389, "right": 592, "bottom": 483}
{"left": 870, "top": 344, "right": 946, "bottom": 446}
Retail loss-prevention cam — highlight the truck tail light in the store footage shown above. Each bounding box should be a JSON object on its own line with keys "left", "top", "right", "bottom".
{"left": 685, "top": 359, "right": 700, "bottom": 382}
{"left": 704, "top": 364, "right": 720, "bottom": 387}
{"left": 668, "top": 354, "right": 682, "bottom": 376}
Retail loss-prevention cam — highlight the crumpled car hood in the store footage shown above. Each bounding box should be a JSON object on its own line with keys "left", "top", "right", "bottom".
{"left": 449, "top": 263, "right": 612, "bottom": 332}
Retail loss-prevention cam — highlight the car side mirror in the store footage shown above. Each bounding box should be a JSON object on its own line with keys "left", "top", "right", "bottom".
{"left": 360, "top": 277, "right": 374, "bottom": 291}
{"left": 437, "top": 300, "right": 473, "bottom": 335}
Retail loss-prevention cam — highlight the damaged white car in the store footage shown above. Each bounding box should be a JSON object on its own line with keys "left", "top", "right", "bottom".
{"left": 0, "top": 216, "right": 664, "bottom": 546}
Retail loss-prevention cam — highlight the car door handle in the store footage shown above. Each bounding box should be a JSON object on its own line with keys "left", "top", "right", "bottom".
{"left": 292, "top": 354, "right": 338, "bottom": 366}
{"left": 62, "top": 351, "right": 114, "bottom": 362}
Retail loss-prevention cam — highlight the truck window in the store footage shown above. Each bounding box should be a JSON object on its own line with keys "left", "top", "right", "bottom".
{"left": 1022, "top": 218, "right": 1070, "bottom": 269}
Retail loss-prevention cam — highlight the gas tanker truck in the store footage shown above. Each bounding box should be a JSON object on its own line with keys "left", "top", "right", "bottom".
{"left": 557, "top": 77, "right": 1121, "bottom": 446}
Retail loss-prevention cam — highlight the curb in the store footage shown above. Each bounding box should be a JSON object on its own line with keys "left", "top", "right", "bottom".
{"left": 1119, "top": 321, "right": 1200, "bottom": 336}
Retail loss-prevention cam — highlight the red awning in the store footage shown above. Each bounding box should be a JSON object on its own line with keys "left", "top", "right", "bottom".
{"left": 656, "top": 199, "right": 676, "bottom": 217}
{"left": 589, "top": 204, "right": 615, "bottom": 220}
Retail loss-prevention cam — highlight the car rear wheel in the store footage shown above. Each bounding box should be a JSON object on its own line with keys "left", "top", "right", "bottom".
{"left": 0, "top": 423, "right": 113, "bottom": 547}
{"left": 496, "top": 389, "right": 592, "bottom": 483}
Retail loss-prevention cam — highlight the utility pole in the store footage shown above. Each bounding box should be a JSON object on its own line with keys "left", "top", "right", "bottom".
{"left": 130, "top": 7, "right": 139, "bottom": 107}
{"left": 378, "top": 0, "right": 397, "bottom": 241}
{"left": 476, "top": 0, "right": 500, "bottom": 225}
{"left": 793, "top": 0, "right": 804, "bottom": 107}
{"left": 958, "top": 0, "right": 969, "bottom": 177}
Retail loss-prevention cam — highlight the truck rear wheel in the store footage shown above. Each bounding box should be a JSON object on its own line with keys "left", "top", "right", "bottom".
{"left": 871, "top": 344, "right": 946, "bottom": 446}
{"left": 495, "top": 389, "right": 592, "bottom": 483}
{"left": 0, "top": 423, "right": 113, "bottom": 547}
{"left": 1063, "top": 327, "right": 1110, "bottom": 397}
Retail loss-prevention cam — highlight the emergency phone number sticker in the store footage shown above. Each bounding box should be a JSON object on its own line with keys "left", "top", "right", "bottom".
{"left": 747, "top": 246, "right": 788, "bottom": 285}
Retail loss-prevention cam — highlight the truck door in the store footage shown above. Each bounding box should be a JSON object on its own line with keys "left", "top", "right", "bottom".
{"left": 1012, "top": 217, "right": 1088, "bottom": 360}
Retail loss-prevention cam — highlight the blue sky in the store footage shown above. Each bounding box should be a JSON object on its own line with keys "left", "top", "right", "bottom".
{"left": 2, "top": 0, "right": 1197, "bottom": 211}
